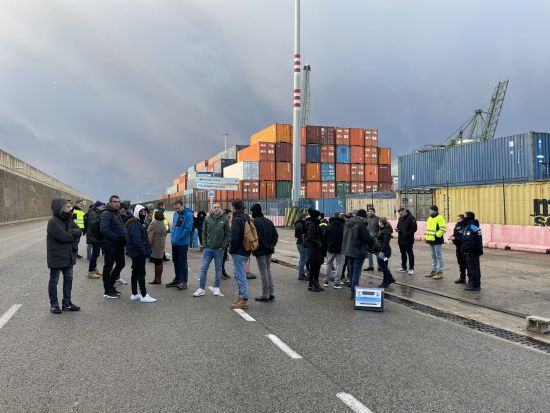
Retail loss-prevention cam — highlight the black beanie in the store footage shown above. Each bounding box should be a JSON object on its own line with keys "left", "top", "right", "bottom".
{"left": 308, "top": 208, "right": 321, "bottom": 219}
{"left": 251, "top": 203, "right": 263, "bottom": 218}
{"left": 356, "top": 209, "right": 367, "bottom": 218}
{"left": 430, "top": 205, "right": 439, "bottom": 212}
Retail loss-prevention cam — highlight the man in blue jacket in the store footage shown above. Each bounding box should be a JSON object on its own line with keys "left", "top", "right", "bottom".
{"left": 167, "top": 200, "right": 193, "bottom": 290}
{"left": 100, "top": 195, "right": 126, "bottom": 299}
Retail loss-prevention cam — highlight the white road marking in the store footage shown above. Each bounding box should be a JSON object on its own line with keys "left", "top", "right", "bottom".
{"left": 233, "top": 308, "right": 255, "bottom": 321}
{"left": 0, "top": 227, "right": 44, "bottom": 242}
{"left": 266, "top": 334, "right": 303, "bottom": 359}
{"left": 0, "top": 304, "right": 22, "bottom": 330}
{"left": 207, "top": 286, "right": 224, "bottom": 296}
{"left": 336, "top": 393, "right": 373, "bottom": 413}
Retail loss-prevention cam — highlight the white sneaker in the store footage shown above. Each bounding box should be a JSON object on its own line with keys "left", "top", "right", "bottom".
{"left": 408, "top": 269, "right": 415, "bottom": 276}
{"left": 140, "top": 294, "right": 157, "bottom": 303}
{"left": 212, "top": 287, "right": 221, "bottom": 296}
{"left": 395, "top": 268, "right": 407, "bottom": 273}
{"left": 115, "top": 278, "right": 127, "bottom": 285}
{"left": 130, "top": 294, "right": 142, "bottom": 301}
{"left": 193, "top": 288, "right": 206, "bottom": 297}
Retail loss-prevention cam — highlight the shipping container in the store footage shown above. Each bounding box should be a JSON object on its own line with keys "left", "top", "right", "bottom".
{"left": 350, "top": 128, "right": 364, "bottom": 146}
{"left": 214, "top": 159, "right": 236, "bottom": 175}
{"left": 378, "top": 182, "right": 393, "bottom": 191}
{"left": 259, "top": 161, "right": 276, "bottom": 181}
{"left": 275, "top": 142, "right": 292, "bottom": 162}
{"left": 302, "top": 126, "right": 321, "bottom": 144}
{"left": 336, "top": 164, "right": 351, "bottom": 182}
{"left": 398, "top": 132, "right": 550, "bottom": 189}
{"left": 365, "top": 165, "right": 379, "bottom": 181}
{"left": 378, "top": 164, "right": 392, "bottom": 183}
{"left": 364, "top": 129, "right": 379, "bottom": 147}
{"left": 223, "top": 161, "right": 259, "bottom": 181}
{"left": 336, "top": 182, "right": 350, "bottom": 198}
{"left": 364, "top": 147, "right": 378, "bottom": 165}
{"left": 195, "top": 160, "right": 207, "bottom": 171}
{"left": 276, "top": 181, "right": 292, "bottom": 198}
{"left": 321, "top": 163, "right": 336, "bottom": 182}
{"left": 259, "top": 181, "right": 276, "bottom": 199}
{"left": 321, "top": 145, "right": 335, "bottom": 163}
{"left": 301, "top": 164, "right": 306, "bottom": 182}
{"left": 237, "top": 142, "right": 276, "bottom": 162}
{"left": 173, "top": 178, "right": 179, "bottom": 186}
{"left": 250, "top": 124, "right": 292, "bottom": 144}
{"left": 302, "top": 198, "right": 346, "bottom": 215}
{"left": 301, "top": 145, "right": 306, "bottom": 164}
{"left": 306, "top": 181, "right": 322, "bottom": 199}
{"left": 306, "top": 144, "right": 321, "bottom": 163}
{"left": 350, "top": 164, "right": 365, "bottom": 182}
{"left": 396, "top": 190, "right": 433, "bottom": 221}
{"left": 187, "top": 165, "right": 196, "bottom": 175}
{"left": 335, "top": 128, "right": 350, "bottom": 145}
{"left": 378, "top": 147, "right": 392, "bottom": 165}
{"left": 350, "top": 146, "right": 365, "bottom": 163}
{"left": 320, "top": 127, "right": 335, "bottom": 145}
{"left": 350, "top": 182, "right": 365, "bottom": 193}
{"left": 321, "top": 182, "right": 336, "bottom": 198}
{"left": 306, "top": 163, "right": 321, "bottom": 181}
{"left": 276, "top": 162, "right": 292, "bottom": 180}
{"left": 346, "top": 194, "right": 397, "bottom": 219}
{"left": 336, "top": 145, "right": 351, "bottom": 164}
{"left": 208, "top": 154, "right": 219, "bottom": 166}
{"left": 241, "top": 181, "right": 260, "bottom": 199}
{"left": 218, "top": 144, "right": 249, "bottom": 161}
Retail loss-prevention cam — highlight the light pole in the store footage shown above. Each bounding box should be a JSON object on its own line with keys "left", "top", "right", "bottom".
{"left": 291, "top": 0, "right": 302, "bottom": 205}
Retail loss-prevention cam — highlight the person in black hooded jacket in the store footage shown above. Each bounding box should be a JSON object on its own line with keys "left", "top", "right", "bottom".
{"left": 47, "top": 198, "right": 82, "bottom": 314}
{"left": 305, "top": 209, "right": 325, "bottom": 292}
{"left": 294, "top": 213, "right": 309, "bottom": 281}
{"left": 251, "top": 204, "right": 279, "bottom": 302}
{"left": 461, "top": 211, "right": 483, "bottom": 291}
{"left": 376, "top": 217, "right": 396, "bottom": 288}
{"left": 451, "top": 214, "right": 468, "bottom": 284}
{"left": 322, "top": 213, "right": 345, "bottom": 288}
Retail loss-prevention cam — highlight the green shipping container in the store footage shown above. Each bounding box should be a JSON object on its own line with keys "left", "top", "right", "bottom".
{"left": 276, "top": 181, "right": 292, "bottom": 198}
{"left": 336, "top": 182, "right": 350, "bottom": 198}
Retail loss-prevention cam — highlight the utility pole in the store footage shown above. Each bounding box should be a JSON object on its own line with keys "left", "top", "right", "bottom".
{"left": 222, "top": 132, "right": 229, "bottom": 152}
{"left": 291, "top": 0, "right": 302, "bottom": 205}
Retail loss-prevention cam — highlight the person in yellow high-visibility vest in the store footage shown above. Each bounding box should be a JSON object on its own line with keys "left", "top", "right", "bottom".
{"left": 72, "top": 202, "right": 85, "bottom": 259}
{"left": 425, "top": 205, "right": 446, "bottom": 279}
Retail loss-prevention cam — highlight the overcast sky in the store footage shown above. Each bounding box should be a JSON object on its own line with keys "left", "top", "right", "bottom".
{"left": 1, "top": 0, "right": 549, "bottom": 202}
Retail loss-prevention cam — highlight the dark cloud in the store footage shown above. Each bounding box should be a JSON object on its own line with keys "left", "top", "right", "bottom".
{"left": 1, "top": 0, "right": 549, "bottom": 201}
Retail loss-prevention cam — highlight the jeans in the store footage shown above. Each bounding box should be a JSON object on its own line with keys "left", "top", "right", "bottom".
{"left": 256, "top": 254, "right": 274, "bottom": 298}
{"left": 348, "top": 257, "right": 366, "bottom": 293}
{"left": 48, "top": 267, "right": 73, "bottom": 307}
{"left": 222, "top": 248, "right": 228, "bottom": 273}
{"left": 399, "top": 243, "right": 415, "bottom": 270}
{"left": 297, "top": 244, "right": 308, "bottom": 277}
{"left": 130, "top": 254, "right": 147, "bottom": 296}
{"left": 429, "top": 244, "right": 444, "bottom": 272}
{"left": 232, "top": 254, "right": 249, "bottom": 299}
{"left": 378, "top": 251, "right": 393, "bottom": 284}
{"left": 465, "top": 254, "right": 481, "bottom": 288}
{"left": 324, "top": 253, "right": 343, "bottom": 284}
{"left": 367, "top": 253, "right": 375, "bottom": 269}
{"left": 102, "top": 242, "right": 126, "bottom": 293}
{"left": 172, "top": 244, "right": 189, "bottom": 283}
{"left": 86, "top": 244, "right": 92, "bottom": 261}
{"left": 88, "top": 242, "right": 102, "bottom": 272}
{"left": 199, "top": 248, "right": 224, "bottom": 289}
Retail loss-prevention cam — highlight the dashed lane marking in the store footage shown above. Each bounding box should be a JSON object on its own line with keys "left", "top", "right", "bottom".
{"left": 207, "top": 286, "right": 224, "bottom": 297}
{"left": 336, "top": 393, "right": 373, "bottom": 413}
{"left": 233, "top": 308, "right": 256, "bottom": 321}
{"left": 266, "top": 334, "right": 303, "bottom": 359}
{"left": 0, "top": 304, "right": 22, "bottom": 330}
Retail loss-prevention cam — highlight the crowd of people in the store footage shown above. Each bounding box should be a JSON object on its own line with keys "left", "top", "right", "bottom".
{"left": 46, "top": 197, "right": 483, "bottom": 315}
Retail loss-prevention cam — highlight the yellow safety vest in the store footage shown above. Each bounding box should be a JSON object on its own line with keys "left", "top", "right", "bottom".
{"left": 73, "top": 209, "right": 85, "bottom": 229}
{"left": 425, "top": 214, "right": 446, "bottom": 242}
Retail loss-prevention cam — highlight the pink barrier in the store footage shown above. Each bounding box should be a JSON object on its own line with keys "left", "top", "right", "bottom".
{"left": 266, "top": 215, "right": 286, "bottom": 227}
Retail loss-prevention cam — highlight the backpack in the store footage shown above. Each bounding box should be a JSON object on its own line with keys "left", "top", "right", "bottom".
{"left": 243, "top": 218, "right": 259, "bottom": 252}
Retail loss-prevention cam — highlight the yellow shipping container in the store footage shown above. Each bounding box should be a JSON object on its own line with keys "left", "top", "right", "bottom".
{"left": 345, "top": 197, "right": 398, "bottom": 220}
{"left": 434, "top": 181, "right": 550, "bottom": 226}
{"left": 250, "top": 123, "right": 292, "bottom": 145}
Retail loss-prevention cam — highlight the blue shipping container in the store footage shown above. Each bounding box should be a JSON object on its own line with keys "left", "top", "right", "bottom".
{"left": 297, "top": 198, "right": 345, "bottom": 214}
{"left": 306, "top": 144, "right": 321, "bottom": 163}
{"left": 321, "top": 163, "right": 336, "bottom": 181}
{"left": 336, "top": 145, "right": 351, "bottom": 164}
{"left": 398, "top": 132, "right": 550, "bottom": 189}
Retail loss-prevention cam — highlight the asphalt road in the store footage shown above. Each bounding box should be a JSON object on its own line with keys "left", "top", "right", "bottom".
{"left": 1, "top": 220, "right": 549, "bottom": 412}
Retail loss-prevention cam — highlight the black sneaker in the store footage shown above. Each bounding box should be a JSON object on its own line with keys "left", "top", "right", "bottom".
{"left": 113, "top": 289, "right": 121, "bottom": 296}
{"left": 103, "top": 292, "right": 120, "bottom": 299}
{"left": 50, "top": 306, "right": 62, "bottom": 314}
{"left": 464, "top": 285, "right": 481, "bottom": 291}
{"left": 165, "top": 281, "right": 178, "bottom": 288}
{"left": 378, "top": 282, "right": 389, "bottom": 288}
{"left": 62, "top": 303, "right": 81, "bottom": 312}
{"left": 364, "top": 267, "right": 374, "bottom": 272}
{"left": 269, "top": 295, "right": 275, "bottom": 301}
{"left": 246, "top": 273, "right": 257, "bottom": 279}
{"left": 76, "top": 254, "right": 83, "bottom": 259}
{"left": 255, "top": 297, "right": 271, "bottom": 302}
{"left": 454, "top": 279, "right": 466, "bottom": 284}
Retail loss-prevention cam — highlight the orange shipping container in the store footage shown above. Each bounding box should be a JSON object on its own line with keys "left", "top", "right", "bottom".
{"left": 350, "top": 146, "right": 365, "bottom": 163}
{"left": 335, "top": 128, "right": 350, "bottom": 145}
{"left": 208, "top": 154, "right": 219, "bottom": 166}
{"left": 306, "top": 163, "right": 321, "bottom": 181}
{"left": 250, "top": 124, "right": 292, "bottom": 145}
{"left": 276, "top": 162, "right": 292, "bottom": 180}
{"left": 306, "top": 182, "right": 322, "bottom": 199}
{"left": 321, "top": 182, "right": 336, "bottom": 198}
{"left": 350, "top": 182, "right": 365, "bottom": 193}
{"left": 364, "top": 147, "right": 378, "bottom": 164}
{"left": 196, "top": 160, "right": 207, "bottom": 171}
{"left": 259, "top": 161, "right": 276, "bottom": 181}
{"left": 301, "top": 145, "right": 306, "bottom": 164}
{"left": 378, "top": 147, "right": 391, "bottom": 164}
{"left": 237, "top": 142, "right": 276, "bottom": 162}
{"left": 350, "top": 164, "right": 365, "bottom": 182}
{"left": 207, "top": 163, "right": 214, "bottom": 172}
{"left": 321, "top": 145, "right": 335, "bottom": 163}
{"left": 301, "top": 164, "right": 306, "bottom": 182}
{"left": 300, "top": 184, "right": 307, "bottom": 198}
{"left": 365, "top": 183, "right": 378, "bottom": 192}
{"left": 173, "top": 178, "right": 179, "bottom": 186}
{"left": 364, "top": 129, "right": 379, "bottom": 147}
{"left": 350, "top": 128, "right": 364, "bottom": 146}
{"left": 336, "top": 164, "right": 350, "bottom": 181}
{"left": 259, "top": 181, "right": 276, "bottom": 199}
{"left": 365, "top": 165, "right": 379, "bottom": 181}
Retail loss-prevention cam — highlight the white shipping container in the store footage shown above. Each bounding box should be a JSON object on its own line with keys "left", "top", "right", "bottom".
{"left": 166, "top": 185, "right": 177, "bottom": 195}
{"left": 223, "top": 161, "right": 259, "bottom": 181}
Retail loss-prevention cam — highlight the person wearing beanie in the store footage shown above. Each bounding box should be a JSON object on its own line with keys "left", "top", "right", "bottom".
{"left": 84, "top": 201, "right": 105, "bottom": 279}
{"left": 250, "top": 204, "right": 279, "bottom": 302}
{"left": 461, "top": 211, "right": 483, "bottom": 291}
{"left": 294, "top": 213, "right": 309, "bottom": 281}
{"left": 322, "top": 213, "right": 346, "bottom": 288}
{"left": 305, "top": 209, "right": 324, "bottom": 292}
{"left": 425, "top": 205, "right": 447, "bottom": 279}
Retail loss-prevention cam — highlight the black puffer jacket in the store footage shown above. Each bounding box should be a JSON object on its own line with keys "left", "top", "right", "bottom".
{"left": 253, "top": 215, "right": 279, "bottom": 257}
{"left": 85, "top": 208, "right": 103, "bottom": 244}
{"left": 229, "top": 210, "right": 251, "bottom": 257}
{"left": 452, "top": 221, "right": 467, "bottom": 247}
{"left": 397, "top": 211, "right": 417, "bottom": 246}
{"left": 294, "top": 219, "right": 307, "bottom": 245}
{"left": 342, "top": 216, "right": 374, "bottom": 259}
{"left": 376, "top": 225, "right": 393, "bottom": 255}
{"left": 100, "top": 205, "right": 125, "bottom": 245}
{"left": 324, "top": 216, "right": 345, "bottom": 254}
{"left": 461, "top": 218, "right": 483, "bottom": 256}
{"left": 305, "top": 217, "right": 324, "bottom": 265}
{"left": 47, "top": 199, "right": 82, "bottom": 269}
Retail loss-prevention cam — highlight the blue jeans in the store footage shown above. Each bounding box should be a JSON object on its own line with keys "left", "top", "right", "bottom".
{"left": 86, "top": 244, "right": 92, "bottom": 260}
{"left": 348, "top": 257, "right": 366, "bottom": 293}
{"left": 377, "top": 251, "right": 393, "bottom": 283}
{"left": 367, "top": 252, "right": 374, "bottom": 269}
{"left": 429, "top": 244, "right": 444, "bottom": 272}
{"left": 88, "top": 242, "right": 101, "bottom": 272}
{"left": 297, "top": 244, "right": 308, "bottom": 277}
{"left": 172, "top": 244, "right": 189, "bottom": 283}
{"left": 232, "top": 254, "right": 249, "bottom": 299}
{"left": 199, "top": 248, "right": 224, "bottom": 289}
{"left": 48, "top": 267, "right": 73, "bottom": 307}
